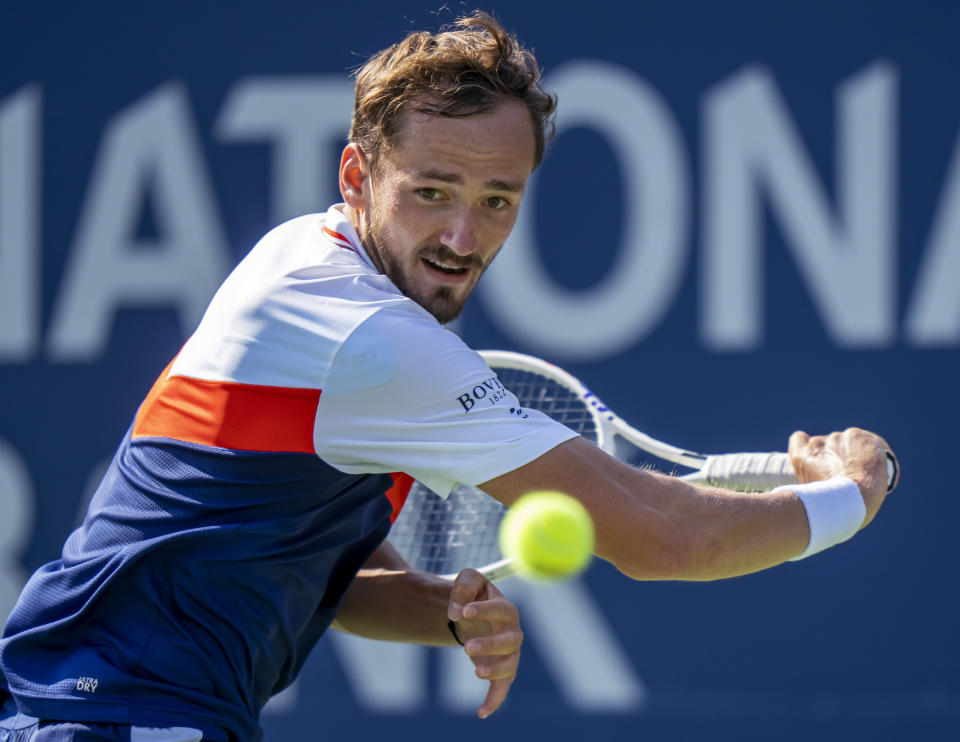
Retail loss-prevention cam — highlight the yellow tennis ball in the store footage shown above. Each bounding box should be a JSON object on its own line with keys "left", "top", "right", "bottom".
{"left": 499, "top": 491, "right": 594, "bottom": 581}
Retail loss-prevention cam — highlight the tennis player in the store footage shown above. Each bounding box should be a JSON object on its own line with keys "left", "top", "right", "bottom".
{"left": 0, "top": 11, "right": 897, "bottom": 741}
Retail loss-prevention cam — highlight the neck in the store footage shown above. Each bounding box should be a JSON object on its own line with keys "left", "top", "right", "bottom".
{"left": 341, "top": 203, "right": 362, "bottom": 235}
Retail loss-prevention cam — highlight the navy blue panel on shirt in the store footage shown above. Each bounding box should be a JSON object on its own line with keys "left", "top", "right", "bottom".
{"left": 0, "top": 424, "right": 393, "bottom": 741}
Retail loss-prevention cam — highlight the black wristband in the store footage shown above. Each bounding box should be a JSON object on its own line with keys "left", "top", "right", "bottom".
{"left": 447, "top": 619, "right": 465, "bottom": 646}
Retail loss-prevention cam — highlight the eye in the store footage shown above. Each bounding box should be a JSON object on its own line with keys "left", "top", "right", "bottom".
{"left": 417, "top": 188, "right": 444, "bottom": 201}
{"left": 485, "top": 196, "right": 510, "bottom": 209}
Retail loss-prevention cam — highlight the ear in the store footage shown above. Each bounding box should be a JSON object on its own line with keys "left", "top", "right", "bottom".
{"left": 339, "top": 143, "right": 370, "bottom": 210}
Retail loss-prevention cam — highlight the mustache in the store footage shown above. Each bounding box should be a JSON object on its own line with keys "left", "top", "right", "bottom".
{"left": 416, "top": 246, "right": 485, "bottom": 270}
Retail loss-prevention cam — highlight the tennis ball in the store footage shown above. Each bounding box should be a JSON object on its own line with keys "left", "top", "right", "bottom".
{"left": 499, "top": 491, "right": 594, "bottom": 581}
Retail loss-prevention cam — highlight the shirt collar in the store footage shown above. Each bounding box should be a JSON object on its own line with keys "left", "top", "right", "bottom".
{"left": 320, "top": 204, "right": 378, "bottom": 271}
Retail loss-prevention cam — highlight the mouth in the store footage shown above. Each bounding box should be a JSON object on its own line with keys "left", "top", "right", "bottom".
{"left": 421, "top": 256, "right": 471, "bottom": 282}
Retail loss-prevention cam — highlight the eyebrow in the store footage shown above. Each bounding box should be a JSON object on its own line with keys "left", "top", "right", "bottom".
{"left": 416, "top": 169, "right": 525, "bottom": 193}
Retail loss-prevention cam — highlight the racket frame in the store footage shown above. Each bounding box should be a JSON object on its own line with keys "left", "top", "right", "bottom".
{"left": 480, "top": 350, "right": 708, "bottom": 469}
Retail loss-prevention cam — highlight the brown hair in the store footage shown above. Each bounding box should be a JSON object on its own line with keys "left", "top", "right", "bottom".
{"left": 350, "top": 11, "right": 556, "bottom": 169}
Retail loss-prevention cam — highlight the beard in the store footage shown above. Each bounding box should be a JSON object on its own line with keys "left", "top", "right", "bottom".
{"left": 358, "top": 212, "right": 493, "bottom": 325}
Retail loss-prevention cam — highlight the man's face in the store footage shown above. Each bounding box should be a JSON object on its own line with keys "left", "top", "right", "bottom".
{"left": 355, "top": 99, "right": 536, "bottom": 323}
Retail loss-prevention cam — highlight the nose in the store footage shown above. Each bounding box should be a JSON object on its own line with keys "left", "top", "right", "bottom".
{"left": 439, "top": 208, "right": 478, "bottom": 256}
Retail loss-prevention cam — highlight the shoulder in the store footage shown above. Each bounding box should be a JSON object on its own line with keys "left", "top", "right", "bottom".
{"left": 175, "top": 211, "right": 425, "bottom": 391}
{"left": 323, "top": 304, "right": 467, "bottom": 398}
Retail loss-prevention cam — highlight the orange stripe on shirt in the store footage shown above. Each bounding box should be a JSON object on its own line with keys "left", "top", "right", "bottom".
{"left": 133, "top": 361, "right": 322, "bottom": 454}
{"left": 322, "top": 226, "right": 357, "bottom": 252}
{"left": 384, "top": 473, "right": 415, "bottom": 524}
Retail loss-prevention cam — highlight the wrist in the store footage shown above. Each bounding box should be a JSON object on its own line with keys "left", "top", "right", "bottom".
{"left": 774, "top": 476, "right": 866, "bottom": 560}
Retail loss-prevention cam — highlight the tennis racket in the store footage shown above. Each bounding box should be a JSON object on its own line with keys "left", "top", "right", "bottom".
{"left": 388, "top": 350, "right": 898, "bottom": 582}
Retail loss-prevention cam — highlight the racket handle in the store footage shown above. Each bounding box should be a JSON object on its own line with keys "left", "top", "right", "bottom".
{"left": 689, "top": 452, "right": 797, "bottom": 491}
{"left": 441, "top": 557, "right": 518, "bottom": 583}
{"left": 691, "top": 450, "right": 899, "bottom": 493}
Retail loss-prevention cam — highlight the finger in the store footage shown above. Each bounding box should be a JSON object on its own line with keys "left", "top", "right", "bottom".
{"left": 788, "top": 430, "right": 810, "bottom": 457}
{"left": 478, "top": 676, "right": 514, "bottom": 719}
{"left": 471, "top": 648, "right": 521, "bottom": 679}
{"left": 462, "top": 597, "right": 519, "bottom": 626}
{"left": 465, "top": 627, "right": 523, "bottom": 658}
{"left": 448, "top": 568, "right": 488, "bottom": 621}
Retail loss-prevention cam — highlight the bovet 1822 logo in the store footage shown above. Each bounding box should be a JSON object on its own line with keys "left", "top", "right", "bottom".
{"left": 456, "top": 376, "right": 508, "bottom": 412}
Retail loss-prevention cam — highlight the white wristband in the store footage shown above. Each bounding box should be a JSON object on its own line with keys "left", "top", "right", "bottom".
{"left": 773, "top": 477, "right": 866, "bottom": 561}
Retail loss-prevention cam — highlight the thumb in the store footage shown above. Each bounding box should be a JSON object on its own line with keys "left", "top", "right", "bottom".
{"left": 447, "top": 568, "right": 487, "bottom": 621}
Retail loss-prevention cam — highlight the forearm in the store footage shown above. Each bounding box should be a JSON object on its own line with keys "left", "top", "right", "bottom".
{"left": 335, "top": 543, "right": 524, "bottom": 719}
{"left": 482, "top": 437, "right": 812, "bottom": 582}
{"left": 608, "top": 468, "right": 811, "bottom": 581}
{"left": 332, "top": 541, "right": 458, "bottom": 645}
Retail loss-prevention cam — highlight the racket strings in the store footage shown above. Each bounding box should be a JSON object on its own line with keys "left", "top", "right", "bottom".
{"left": 389, "top": 366, "right": 597, "bottom": 575}
{"left": 495, "top": 368, "right": 598, "bottom": 442}
{"left": 388, "top": 482, "right": 506, "bottom": 575}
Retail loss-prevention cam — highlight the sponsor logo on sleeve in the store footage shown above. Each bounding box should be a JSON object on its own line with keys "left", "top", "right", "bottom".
{"left": 456, "top": 376, "right": 511, "bottom": 412}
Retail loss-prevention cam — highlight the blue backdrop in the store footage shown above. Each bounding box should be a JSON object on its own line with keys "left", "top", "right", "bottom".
{"left": 1, "top": 1, "right": 957, "bottom": 740}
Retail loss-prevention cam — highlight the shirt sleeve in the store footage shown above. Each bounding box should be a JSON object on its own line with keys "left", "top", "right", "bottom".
{"left": 312, "top": 306, "right": 578, "bottom": 497}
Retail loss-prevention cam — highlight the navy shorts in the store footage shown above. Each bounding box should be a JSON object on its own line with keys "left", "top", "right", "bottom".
{"left": 0, "top": 698, "right": 204, "bottom": 741}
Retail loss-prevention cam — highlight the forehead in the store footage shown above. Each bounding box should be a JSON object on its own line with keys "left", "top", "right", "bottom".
{"left": 383, "top": 98, "right": 536, "bottom": 185}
